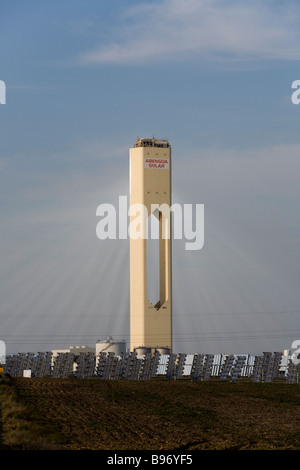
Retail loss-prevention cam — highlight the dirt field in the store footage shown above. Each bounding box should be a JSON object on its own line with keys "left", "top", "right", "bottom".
{"left": 1, "top": 376, "right": 300, "bottom": 450}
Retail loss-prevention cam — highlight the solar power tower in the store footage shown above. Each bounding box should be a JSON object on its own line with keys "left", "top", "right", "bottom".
{"left": 129, "top": 138, "right": 172, "bottom": 352}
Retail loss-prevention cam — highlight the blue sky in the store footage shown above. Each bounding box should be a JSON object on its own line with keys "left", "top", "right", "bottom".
{"left": 1, "top": 0, "right": 300, "bottom": 355}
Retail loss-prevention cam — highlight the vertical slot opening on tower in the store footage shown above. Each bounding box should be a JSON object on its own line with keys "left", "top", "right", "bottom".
{"left": 147, "top": 212, "right": 160, "bottom": 309}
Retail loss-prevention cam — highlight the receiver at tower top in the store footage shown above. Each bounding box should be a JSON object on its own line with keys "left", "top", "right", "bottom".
{"left": 134, "top": 137, "right": 171, "bottom": 148}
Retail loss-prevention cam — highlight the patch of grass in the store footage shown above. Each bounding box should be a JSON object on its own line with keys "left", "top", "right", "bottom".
{"left": 225, "top": 382, "right": 300, "bottom": 406}
{"left": 0, "top": 373, "right": 66, "bottom": 449}
{"left": 154, "top": 398, "right": 218, "bottom": 431}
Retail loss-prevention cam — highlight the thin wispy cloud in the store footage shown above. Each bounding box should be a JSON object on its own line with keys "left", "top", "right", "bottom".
{"left": 78, "top": 0, "right": 300, "bottom": 65}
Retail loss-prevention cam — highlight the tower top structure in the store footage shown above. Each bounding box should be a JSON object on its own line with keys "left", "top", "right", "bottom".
{"left": 134, "top": 137, "right": 170, "bottom": 148}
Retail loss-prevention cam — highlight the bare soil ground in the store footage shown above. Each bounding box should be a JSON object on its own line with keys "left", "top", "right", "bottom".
{"left": 2, "top": 377, "right": 300, "bottom": 450}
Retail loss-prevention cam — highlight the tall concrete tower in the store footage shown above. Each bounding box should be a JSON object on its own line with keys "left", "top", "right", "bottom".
{"left": 129, "top": 137, "right": 172, "bottom": 353}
